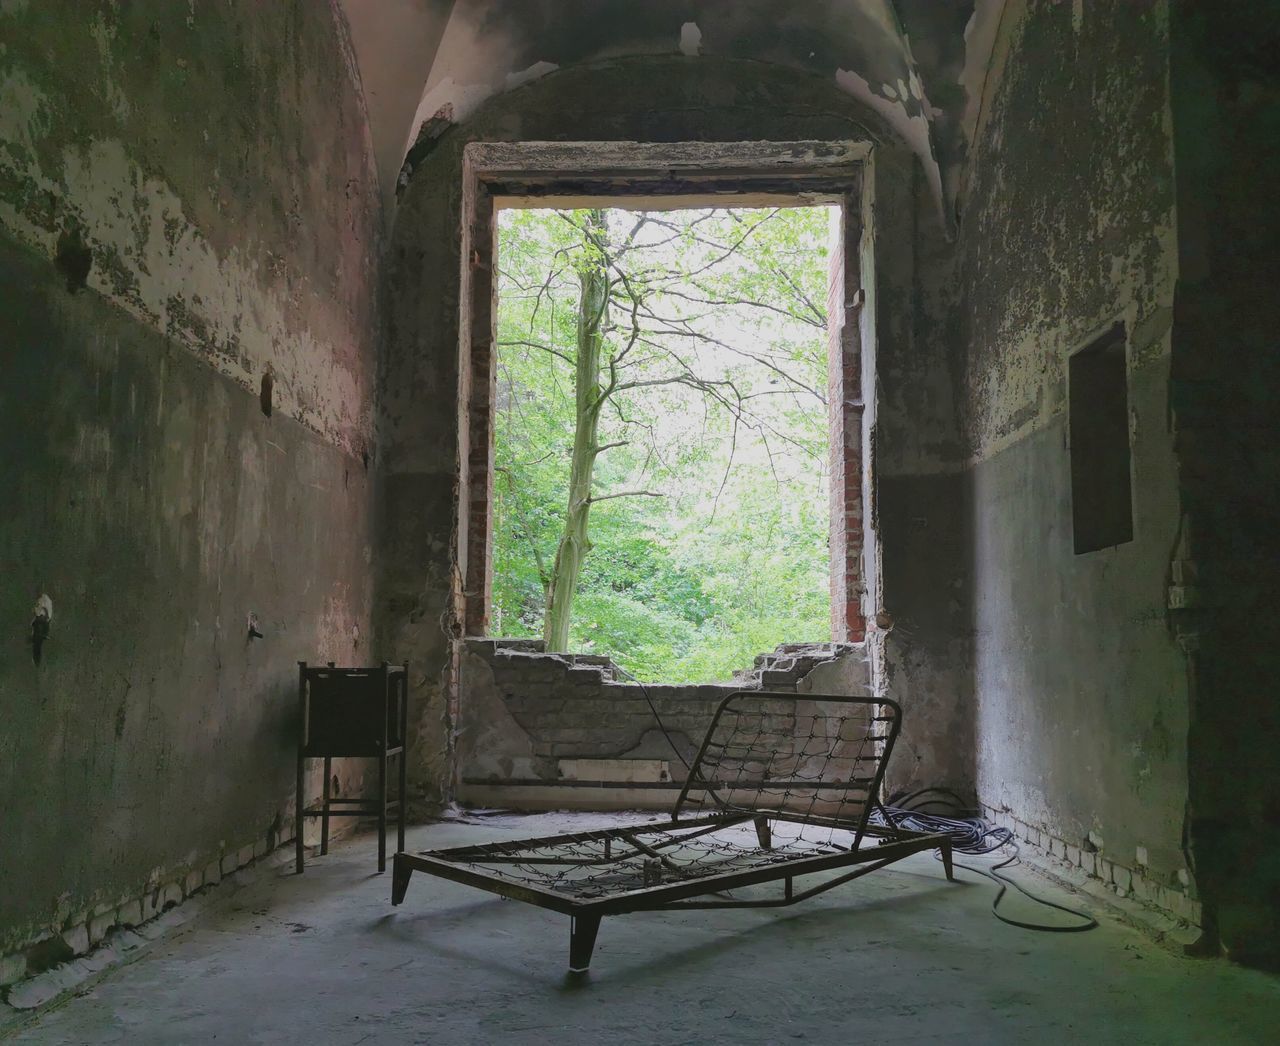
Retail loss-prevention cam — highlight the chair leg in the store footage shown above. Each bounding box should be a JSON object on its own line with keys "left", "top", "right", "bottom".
{"left": 320, "top": 756, "right": 332, "bottom": 856}
{"left": 941, "top": 839, "right": 955, "bottom": 882}
{"left": 391, "top": 853, "right": 413, "bottom": 905}
{"left": 397, "top": 750, "right": 407, "bottom": 855}
{"left": 295, "top": 750, "right": 305, "bottom": 875}
{"left": 378, "top": 750, "right": 388, "bottom": 873}
{"left": 568, "top": 914, "right": 602, "bottom": 973}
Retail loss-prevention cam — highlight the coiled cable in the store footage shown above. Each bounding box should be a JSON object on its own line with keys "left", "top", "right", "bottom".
{"left": 871, "top": 789, "right": 1097, "bottom": 932}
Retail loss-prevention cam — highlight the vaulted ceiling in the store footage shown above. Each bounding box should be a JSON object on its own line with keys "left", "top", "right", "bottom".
{"left": 339, "top": 0, "right": 1007, "bottom": 214}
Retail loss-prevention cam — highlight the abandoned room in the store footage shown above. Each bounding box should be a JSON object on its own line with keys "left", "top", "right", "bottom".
{"left": 2, "top": 0, "right": 1278, "bottom": 1041}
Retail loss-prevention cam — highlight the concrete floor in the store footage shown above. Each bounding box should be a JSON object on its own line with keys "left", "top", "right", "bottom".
{"left": 8, "top": 813, "right": 1279, "bottom": 1045}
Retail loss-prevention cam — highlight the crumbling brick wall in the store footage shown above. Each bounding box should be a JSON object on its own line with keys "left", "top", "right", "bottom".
{"left": 456, "top": 639, "right": 866, "bottom": 809}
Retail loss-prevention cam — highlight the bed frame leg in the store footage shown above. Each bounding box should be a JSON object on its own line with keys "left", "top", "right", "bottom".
{"left": 568, "top": 914, "right": 601, "bottom": 973}
{"left": 754, "top": 816, "right": 773, "bottom": 850}
{"left": 940, "top": 840, "right": 955, "bottom": 882}
{"left": 295, "top": 746, "right": 305, "bottom": 875}
{"left": 391, "top": 854, "right": 413, "bottom": 905}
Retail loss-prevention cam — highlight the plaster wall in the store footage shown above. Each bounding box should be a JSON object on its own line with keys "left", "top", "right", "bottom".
{"left": 956, "top": 1, "right": 1190, "bottom": 889}
{"left": 0, "top": 1, "right": 379, "bottom": 961}
{"left": 0, "top": 0, "right": 377, "bottom": 455}
{"left": 874, "top": 152, "right": 974, "bottom": 801}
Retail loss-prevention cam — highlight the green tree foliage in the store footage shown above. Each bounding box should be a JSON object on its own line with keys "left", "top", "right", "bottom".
{"left": 493, "top": 205, "right": 833, "bottom": 681}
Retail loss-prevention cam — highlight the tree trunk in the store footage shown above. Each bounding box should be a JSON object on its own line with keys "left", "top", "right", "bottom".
{"left": 543, "top": 210, "right": 609, "bottom": 651}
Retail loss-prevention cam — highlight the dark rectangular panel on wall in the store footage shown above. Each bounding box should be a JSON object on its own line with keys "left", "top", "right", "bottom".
{"left": 1069, "top": 324, "right": 1133, "bottom": 554}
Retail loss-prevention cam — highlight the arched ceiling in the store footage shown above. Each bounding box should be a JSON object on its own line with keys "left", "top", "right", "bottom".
{"left": 339, "top": 0, "right": 1007, "bottom": 219}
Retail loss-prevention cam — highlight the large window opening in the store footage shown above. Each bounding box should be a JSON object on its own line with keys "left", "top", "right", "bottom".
{"left": 491, "top": 203, "right": 837, "bottom": 681}
{"left": 457, "top": 142, "right": 871, "bottom": 687}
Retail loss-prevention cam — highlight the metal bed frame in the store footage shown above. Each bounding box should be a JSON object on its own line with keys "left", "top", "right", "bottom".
{"left": 392, "top": 691, "right": 954, "bottom": 971}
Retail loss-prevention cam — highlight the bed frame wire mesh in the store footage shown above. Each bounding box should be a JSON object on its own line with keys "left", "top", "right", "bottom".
{"left": 429, "top": 694, "right": 900, "bottom": 901}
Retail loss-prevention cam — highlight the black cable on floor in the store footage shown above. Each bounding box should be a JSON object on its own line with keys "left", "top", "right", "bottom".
{"left": 951, "top": 849, "right": 1099, "bottom": 932}
{"left": 870, "top": 799, "right": 1097, "bottom": 933}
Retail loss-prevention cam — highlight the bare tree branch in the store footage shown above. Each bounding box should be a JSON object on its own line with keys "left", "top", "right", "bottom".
{"left": 628, "top": 307, "right": 827, "bottom": 403}
{"left": 708, "top": 411, "right": 741, "bottom": 524}
{"left": 658, "top": 285, "right": 826, "bottom": 329}
{"left": 627, "top": 334, "right": 823, "bottom": 462}
{"left": 726, "top": 209, "right": 826, "bottom": 325}
{"left": 588, "top": 490, "right": 665, "bottom": 503}
{"left": 498, "top": 338, "right": 575, "bottom": 367}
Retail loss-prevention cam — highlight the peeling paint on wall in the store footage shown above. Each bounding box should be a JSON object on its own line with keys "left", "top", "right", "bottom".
{"left": 837, "top": 66, "right": 943, "bottom": 213}
{"left": 0, "top": 5, "right": 379, "bottom": 457}
{"left": 955, "top": 0, "right": 1189, "bottom": 891}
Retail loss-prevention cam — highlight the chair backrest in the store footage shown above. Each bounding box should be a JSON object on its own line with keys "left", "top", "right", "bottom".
{"left": 298, "top": 664, "right": 405, "bottom": 757}
{"left": 672, "top": 691, "right": 901, "bottom": 846}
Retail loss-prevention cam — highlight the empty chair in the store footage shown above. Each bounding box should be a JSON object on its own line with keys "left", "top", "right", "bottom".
{"left": 296, "top": 661, "right": 409, "bottom": 873}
